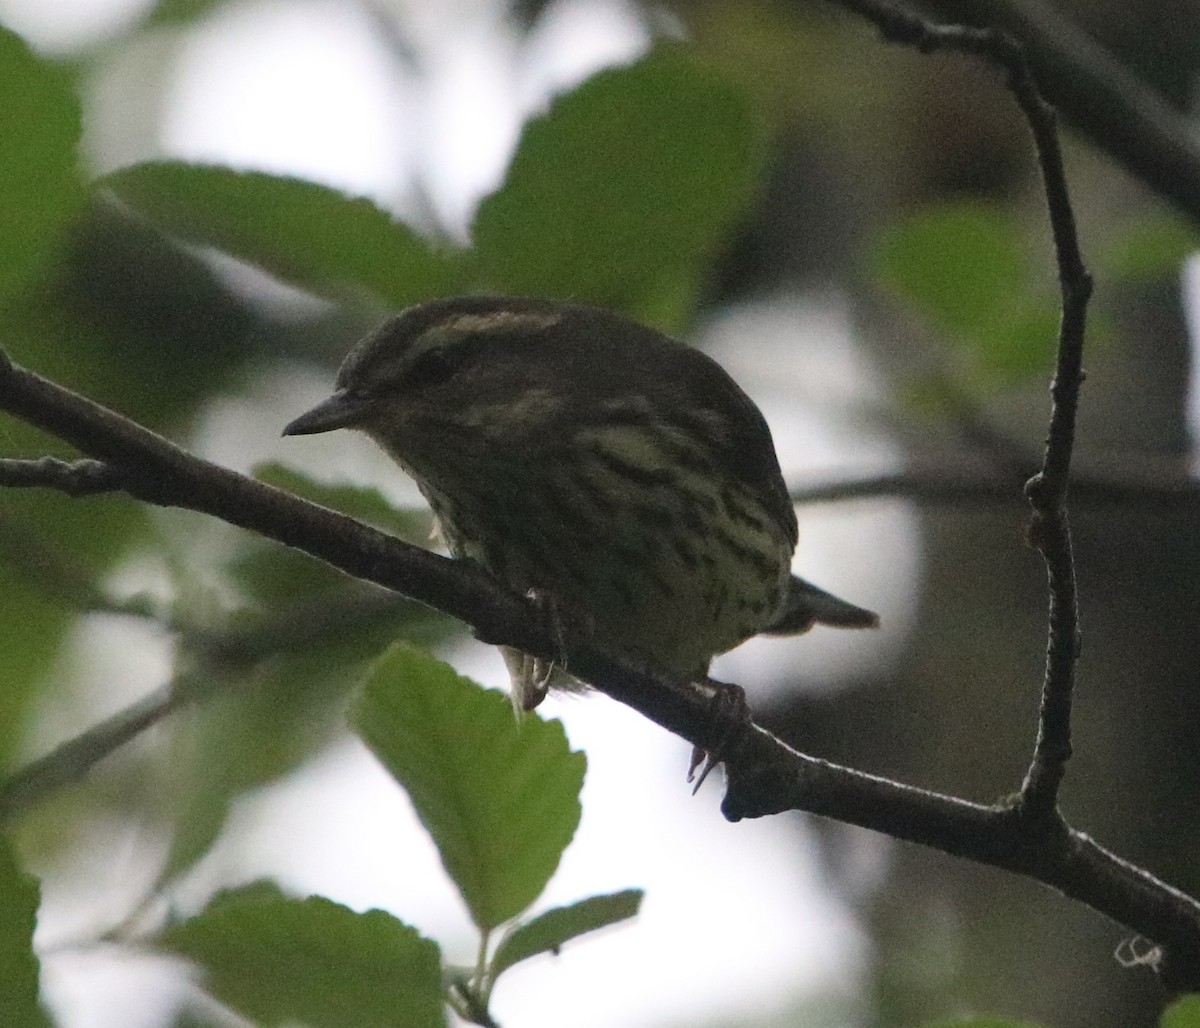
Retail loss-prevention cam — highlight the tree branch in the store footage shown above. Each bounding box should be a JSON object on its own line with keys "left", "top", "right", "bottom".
{"left": 2, "top": 348, "right": 1199, "bottom": 986}
{"left": 0, "top": 456, "right": 123, "bottom": 495}
{"left": 1, "top": 0, "right": 1195, "bottom": 994}
{"left": 721, "top": 729, "right": 1200, "bottom": 987}
{"left": 805, "top": 0, "right": 1200, "bottom": 989}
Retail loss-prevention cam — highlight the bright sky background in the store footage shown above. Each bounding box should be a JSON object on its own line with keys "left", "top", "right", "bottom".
{"left": 0, "top": 1, "right": 933, "bottom": 1026}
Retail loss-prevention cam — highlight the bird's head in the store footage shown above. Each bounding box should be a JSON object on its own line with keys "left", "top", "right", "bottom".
{"left": 283, "top": 296, "right": 579, "bottom": 474}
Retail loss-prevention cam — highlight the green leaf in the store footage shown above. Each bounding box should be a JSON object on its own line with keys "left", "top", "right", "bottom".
{"left": 0, "top": 490, "right": 152, "bottom": 764}
{"left": 253, "top": 462, "right": 429, "bottom": 542}
{"left": 226, "top": 534, "right": 361, "bottom": 607}
{"left": 973, "top": 300, "right": 1059, "bottom": 382}
{"left": 144, "top": 0, "right": 228, "bottom": 29}
{"left": 352, "top": 645, "right": 586, "bottom": 930}
{"left": 234, "top": 468, "right": 433, "bottom": 615}
{"left": 0, "top": 563, "right": 76, "bottom": 764}
{"left": 0, "top": 836, "right": 47, "bottom": 1028}
{"left": 1100, "top": 215, "right": 1200, "bottom": 283}
{"left": 159, "top": 882, "right": 445, "bottom": 1028}
{"left": 158, "top": 647, "right": 368, "bottom": 881}
{"left": 1163, "top": 995, "right": 1200, "bottom": 1028}
{"left": 490, "top": 889, "right": 643, "bottom": 981}
{"left": 100, "top": 162, "right": 465, "bottom": 306}
{"left": 875, "top": 202, "right": 1056, "bottom": 385}
{"left": 6, "top": 196, "right": 258, "bottom": 428}
{"left": 0, "top": 26, "right": 83, "bottom": 302}
{"left": 474, "top": 46, "right": 763, "bottom": 319}
{"left": 876, "top": 202, "right": 1025, "bottom": 336}
{"left": 922, "top": 1019, "right": 1044, "bottom": 1028}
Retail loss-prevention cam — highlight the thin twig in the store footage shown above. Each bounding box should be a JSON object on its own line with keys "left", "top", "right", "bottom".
{"left": 824, "top": 0, "right": 1090, "bottom": 850}
{"left": 789, "top": 466, "right": 1200, "bottom": 509}
{"left": 0, "top": 582, "right": 426, "bottom": 822}
{"left": 812, "top": 0, "right": 1200, "bottom": 983}
{"left": 0, "top": 682, "right": 185, "bottom": 821}
{"left": 992, "top": 26, "right": 1091, "bottom": 819}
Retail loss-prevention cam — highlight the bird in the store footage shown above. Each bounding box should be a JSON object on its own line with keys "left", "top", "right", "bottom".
{"left": 283, "top": 295, "right": 877, "bottom": 715}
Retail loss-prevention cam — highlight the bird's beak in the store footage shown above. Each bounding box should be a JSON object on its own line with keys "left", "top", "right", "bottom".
{"left": 282, "top": 390, "right": 372, "bottom": 436}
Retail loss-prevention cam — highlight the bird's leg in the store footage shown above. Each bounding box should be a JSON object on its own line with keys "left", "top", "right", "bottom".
{"left": 687, "top": 678, "right": 750, "bottom": 794}
{"left": 502, "top": 588, "right": 581, "bottom": 714}
{"left": 501, "top": 649, "right": 548, "bottom": 715}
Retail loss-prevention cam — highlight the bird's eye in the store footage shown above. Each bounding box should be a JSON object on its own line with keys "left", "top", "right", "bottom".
{"left": 406, "top": 347, "right": 458, "bottom": 389}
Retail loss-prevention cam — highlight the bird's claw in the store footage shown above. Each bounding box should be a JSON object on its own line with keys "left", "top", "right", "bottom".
{"left": 686, "top": 679, "right": 749, "bottom": 794}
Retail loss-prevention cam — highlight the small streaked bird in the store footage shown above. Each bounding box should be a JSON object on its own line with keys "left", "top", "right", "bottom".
{"left": 284, "top": 295, "right": 877, "bottom": 713}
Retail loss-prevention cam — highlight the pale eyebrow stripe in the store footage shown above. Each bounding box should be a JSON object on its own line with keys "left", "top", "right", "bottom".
{"left": 443, "top": 311, "right": 562, "bottom": 335}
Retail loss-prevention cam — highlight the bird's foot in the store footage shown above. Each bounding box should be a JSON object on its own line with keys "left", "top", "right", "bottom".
{"left": 686, "top": 678, "right": 749, "bottom": 794}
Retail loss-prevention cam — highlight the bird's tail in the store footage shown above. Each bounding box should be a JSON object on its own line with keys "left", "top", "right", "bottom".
{"left": 761, "top": 575, "right": 879, "bottom": 635}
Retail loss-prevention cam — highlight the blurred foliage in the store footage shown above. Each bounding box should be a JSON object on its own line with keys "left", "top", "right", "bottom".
{"left": 920, "top": 1020, "right": 1044, "bottom": 1028}
{"left": 1164, "top": 996, "right": 1200, "bottom": 1028}
{"left": 0, "top": 26, "right": 153, "bottom": 760}
{"left": 103, "top": 163, "right": 469, "bottom": 308}
{"left": 0, "top": 31, "right": 81, "bottom": 304}
{"left": 102, "top": 45, "right": 764, "bottom": 333}
{"left": 0, "top": 24, "right": 726, "bottom": 1026}
{"left": 1098, "top": 215, "right": 1200, "bottom": 284}
{"left": 874, "top": 202, "right": 1061, "bottom": 386}
{"left": 158, "top": 881, "right": 448, "bottom": 1028}
{"left": 472, "top": 44, "right": 765, "bottom": 327}
{"left": 0, "top": 835, "right": 47, "bottom": 1028}
{"left": 143, "top": 0, "right": 229, "bottom": 30}
{"left": 153, "top": 647, "right": 639, "bottom": 1027}
{"left": 0, "top": 2, "right": 1198, "bottom": 1027}
{"left": 252, "top": 462, "right": 432, "bottom": 543}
